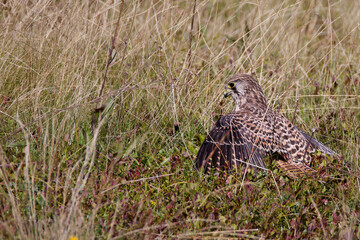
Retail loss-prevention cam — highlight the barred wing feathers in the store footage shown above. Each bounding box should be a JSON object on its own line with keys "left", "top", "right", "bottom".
{"left": 298, "top": 129, "right": 338, "bottom": 157}
{"left": 195, "top": 112, "right": 275, "bottom": 173}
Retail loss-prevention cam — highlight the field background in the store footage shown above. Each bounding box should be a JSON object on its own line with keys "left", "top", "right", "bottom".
{"left": 1, "top": 0, "right": 359, "bottom": 239}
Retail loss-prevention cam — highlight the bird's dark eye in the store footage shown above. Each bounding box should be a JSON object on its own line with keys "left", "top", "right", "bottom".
{"left": 228, "top": 82, "right": 235, "bottom": 89}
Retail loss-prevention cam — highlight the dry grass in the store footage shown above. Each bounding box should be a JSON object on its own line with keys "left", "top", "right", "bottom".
{"left": 1, "top": 0, "right": 359, "bottom": 239}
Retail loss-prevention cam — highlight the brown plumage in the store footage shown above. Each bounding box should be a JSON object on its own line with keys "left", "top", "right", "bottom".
{"left": 195, "top": 74, "right": 338, "bottom": 177}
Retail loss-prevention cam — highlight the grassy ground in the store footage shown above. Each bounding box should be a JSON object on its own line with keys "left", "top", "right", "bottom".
{"left": 1, "top": 0, "right": 359, "bottom": 239}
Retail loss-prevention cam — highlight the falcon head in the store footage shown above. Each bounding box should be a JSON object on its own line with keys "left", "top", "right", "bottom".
{"left": 224, "top": 74, "right": 268, "bottom": 111}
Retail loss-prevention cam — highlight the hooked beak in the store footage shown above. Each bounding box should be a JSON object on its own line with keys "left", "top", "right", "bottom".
{"left": 224, "top": 91, "right": 231, "bottom": 98}
{"left": 224, "top": 84, "right": 233, "bottom": 98}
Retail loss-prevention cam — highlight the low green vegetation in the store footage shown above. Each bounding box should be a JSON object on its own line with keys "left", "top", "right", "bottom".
{"left": 1, "top": 0, "right": 359, "bottom": 239}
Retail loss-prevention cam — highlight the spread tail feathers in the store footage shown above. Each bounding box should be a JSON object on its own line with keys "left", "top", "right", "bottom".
{"left": 276, "top": 160, "right": 317, "bottom": 178}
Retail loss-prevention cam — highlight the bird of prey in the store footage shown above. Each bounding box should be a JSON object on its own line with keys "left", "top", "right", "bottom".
{"left": 195, "top": 74, "right": 338, "bottom": 177}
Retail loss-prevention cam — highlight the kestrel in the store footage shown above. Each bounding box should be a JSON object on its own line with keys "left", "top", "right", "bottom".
{"left": 195, "top": 74, "right": 338, "bottom": 177}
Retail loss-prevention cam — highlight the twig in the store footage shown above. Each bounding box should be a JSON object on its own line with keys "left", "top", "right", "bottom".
{"left": 62, "top": 111, "right": 108, "bottom": 240}
{"left": 185, "top": 0, "right": 197, "bottom": 81}
{"left": 98, "top": 0, "right": 125, "bottom": 98}
{"left": 116, "top": 218, "right": 216, "bottom": 239}
{"left": 309, "top": 195, "right": 329, "bottom": 239}
{"left": 291, "top": 98, "right": 299, "bottom": 124}
{"left": 107, "top": 200, "right": 121, "bottom": 240}
{"left": 100, "top": 173, "right": 176, "bottom": 194}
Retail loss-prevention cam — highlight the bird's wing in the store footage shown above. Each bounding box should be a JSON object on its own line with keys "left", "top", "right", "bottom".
{"left": 195, "top": 112, "right": 275, "bottom": 173}
{"left": 273, "top": 113, "right": 337, "bottom": 178}
{"left": 298, "top": 128, "right": 338, "bottom": 157}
